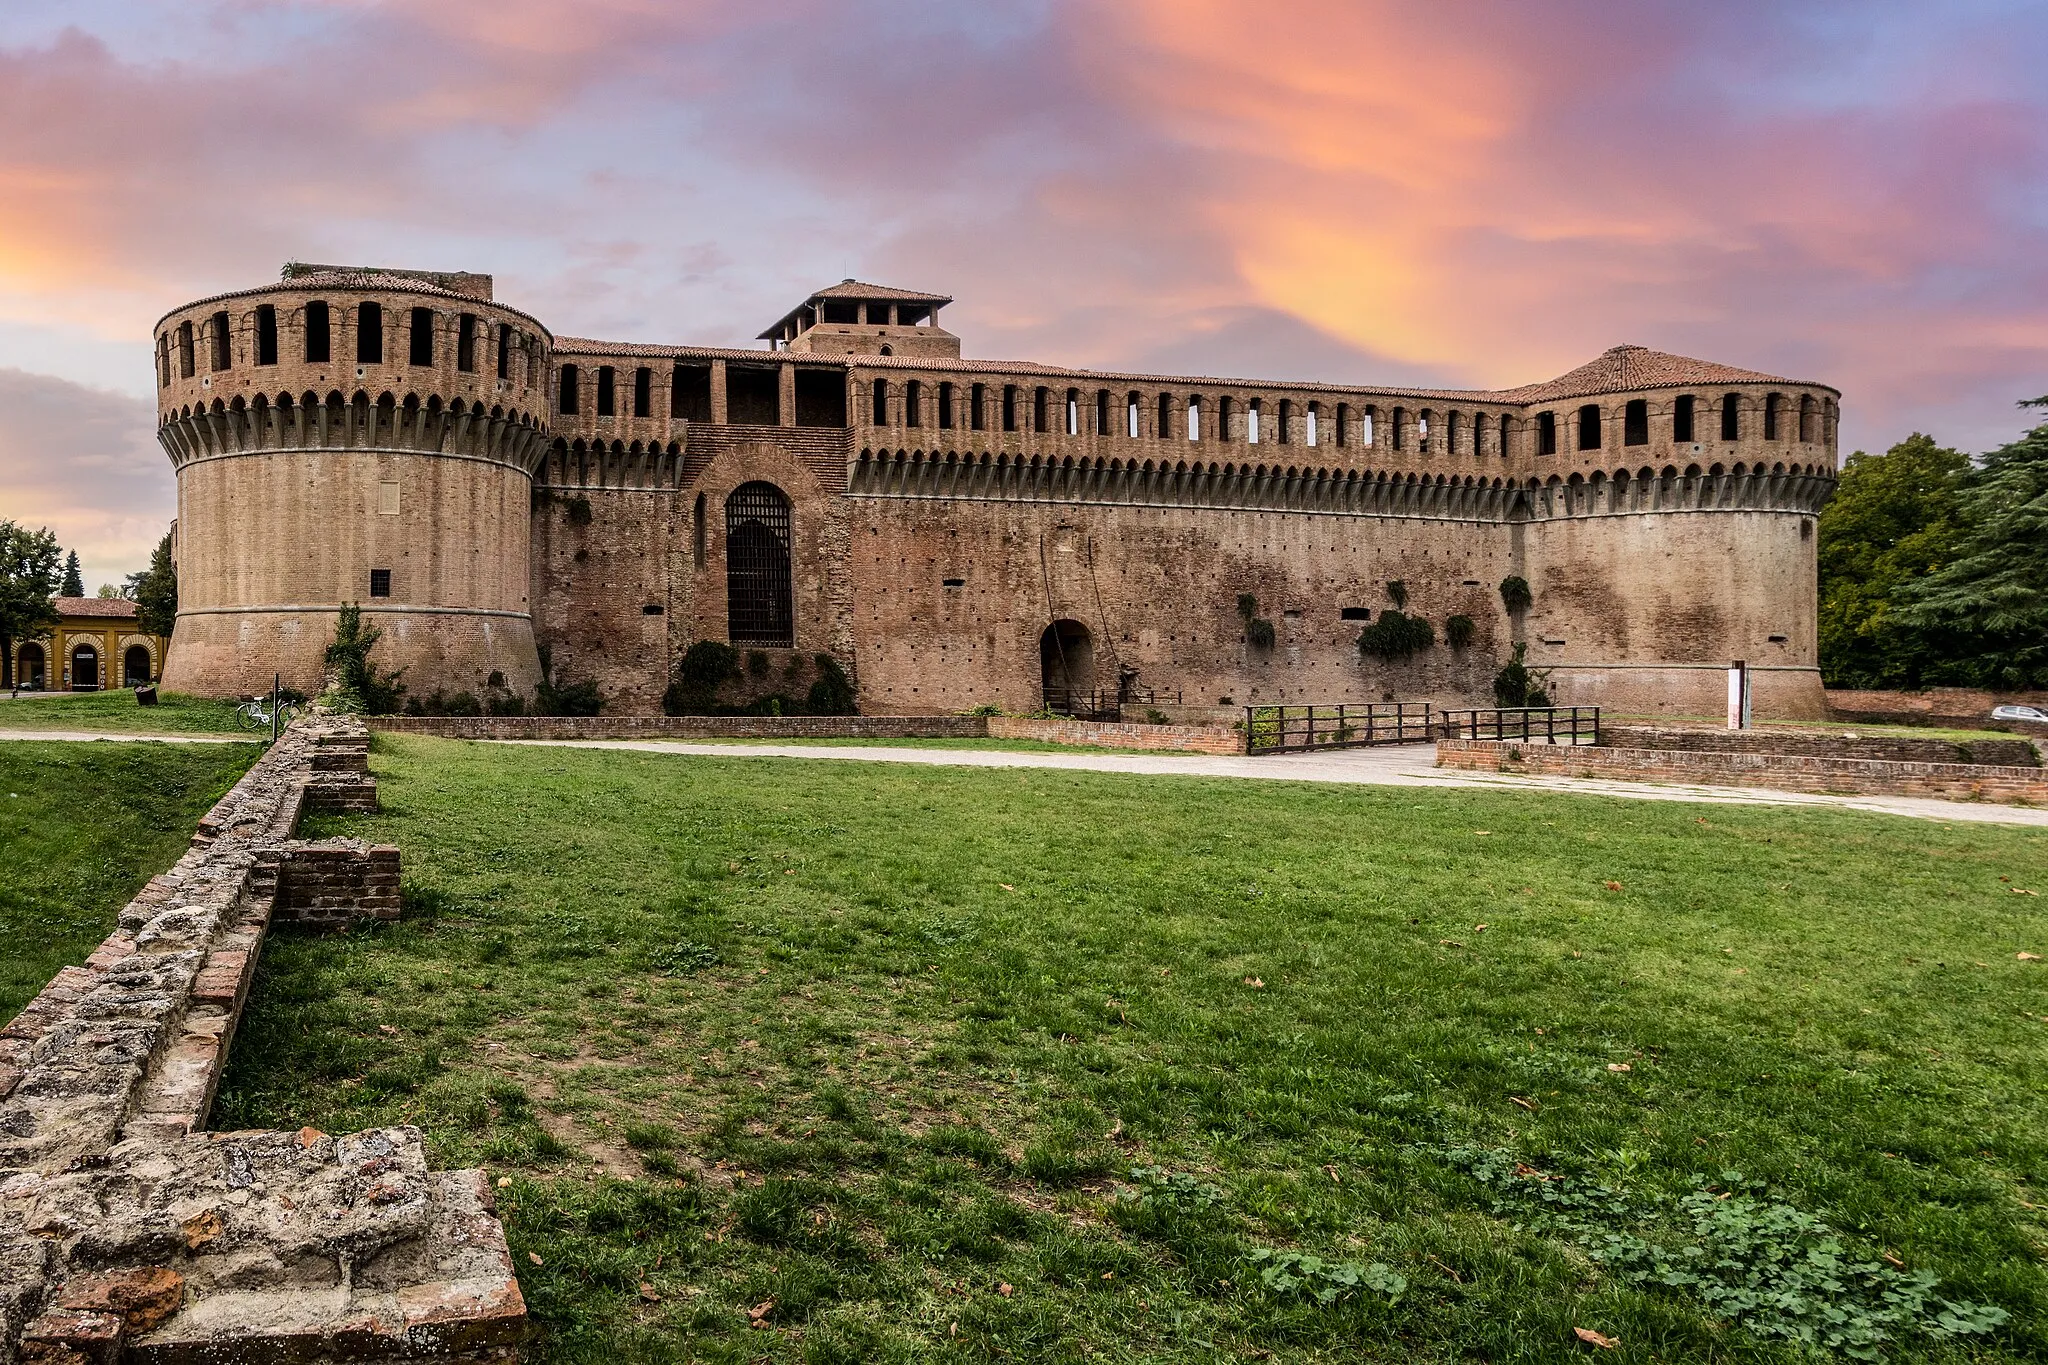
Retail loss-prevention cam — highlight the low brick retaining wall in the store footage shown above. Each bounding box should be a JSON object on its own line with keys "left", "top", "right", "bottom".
{"left": 370, "top": 713, "right": 987, "bottom": 740}
{"left": 0, "top": 716, "right": 523, "bottom": 1362}
{"left": 1437, "top": 738, "right": 2048, "bottom": 806}
{"left": 1602, "top": 723, "right": 2040, "bottom": 768}
{"left": 987, "top": 715, "right": 1245, "bottom": 754}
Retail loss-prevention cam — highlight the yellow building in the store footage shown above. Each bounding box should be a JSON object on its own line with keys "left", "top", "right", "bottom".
{"left": 8, "top": 597, "right": 168, "bottom": 692}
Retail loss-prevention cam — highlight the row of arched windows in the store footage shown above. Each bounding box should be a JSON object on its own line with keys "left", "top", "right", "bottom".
{"left": 158, "top": 301, "right": 543, "bottom": 391}
{"left": 860, "top": 380, "right": 1834, "bottom": 456}
{"left": 1532, "top": 393, "right": 1834, "bottom": 455}
{"left": 851, "top": 447, "right": 1831, "bottom": 486}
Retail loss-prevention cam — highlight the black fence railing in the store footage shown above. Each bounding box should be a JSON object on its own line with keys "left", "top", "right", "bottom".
{"left": 1043, "top": 686, "right": 1123, "bottom": 722}
{"left": 1245, "top": 702, "right": 1434, "bottom": 754}
{"left": 1438, "top": 706, "right": 1601, "bottom": 745}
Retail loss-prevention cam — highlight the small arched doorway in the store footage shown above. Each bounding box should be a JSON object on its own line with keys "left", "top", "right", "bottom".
{"left": 1039, "top": 620, "right": 1094, "bottom": 715}
{"left": 726, "top": 482, "right": 794, "bottom": 648}
{"left": 123, "top": 644, "right": 153, "bottom": 686}
{"left": 16, "top": 642, "right": 45, "bottom": 691}
{"left": 70, "top": 642, "right": 100, "bottom": 691}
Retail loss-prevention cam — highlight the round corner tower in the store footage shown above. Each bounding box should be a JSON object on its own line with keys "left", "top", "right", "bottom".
{"left": 154, "top": 266, "right": 553, "bottom": 699}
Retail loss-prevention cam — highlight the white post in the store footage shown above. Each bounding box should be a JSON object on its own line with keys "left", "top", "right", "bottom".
{"left": 1727, "top": 660, "right": 1750, "bottom": 729}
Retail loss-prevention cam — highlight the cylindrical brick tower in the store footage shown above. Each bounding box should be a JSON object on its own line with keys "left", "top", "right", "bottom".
{"left": 154, "top": 266, "right": 553, "bottom": 698}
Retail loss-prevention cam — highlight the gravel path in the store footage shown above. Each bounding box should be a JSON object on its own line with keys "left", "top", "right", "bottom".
{"left": 501, "top": 737, "right": 2048, "bottom": 829}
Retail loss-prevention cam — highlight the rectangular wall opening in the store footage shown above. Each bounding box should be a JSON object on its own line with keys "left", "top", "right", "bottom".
{"left": 727, "top": 367, "right": 780, "bottom": 425}
{"left": 672, "top": 365, "right": 712, "bottom": 421}
{"left": 795, "top": 368, "right": 847, "bottom": 427}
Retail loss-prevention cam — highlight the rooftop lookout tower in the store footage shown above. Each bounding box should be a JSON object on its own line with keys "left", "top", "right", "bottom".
{"left": 759, "top": 280, "right": 958, "bottom": 359}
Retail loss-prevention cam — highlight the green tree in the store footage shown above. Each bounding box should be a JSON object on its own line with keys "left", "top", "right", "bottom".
{"left": 126, "top": 532, "right": 178, "bottom": 639}
{"left": 1890, "top": 408, "right": 2048, "bottom": 689}
{"left": 60, "top": 550, "right": 84, "bottom": 598}
{"left": 1815, "top": 434, "right": 1968, "bottom": 688}
{"left": 0, "top": 522, "right": 62, "bottom": 689}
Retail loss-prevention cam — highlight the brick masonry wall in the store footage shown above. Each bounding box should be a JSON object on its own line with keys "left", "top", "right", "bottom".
{"left": 1436, "top": 737, "right": 2048, "bottom": 806}
{"left": 370, "top": 713, "right": 988, "bottom": 740}
{"left": 987, "top": 715, "right": 1246, "bottom": 754}
{"left": 1602, "top": 723, "right": 2040, "bottom": 768}
{"left": 276, "top": 839, "right": 402, "bottom": 928}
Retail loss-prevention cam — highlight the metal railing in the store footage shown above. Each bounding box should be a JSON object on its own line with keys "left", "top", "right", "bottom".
{"left": 1245, "top": 702, "right": 1434, "bottom": 754}
{"left": 1438, "top": 706, "right": 1601, "bottom": 746}
{"left": 1042, "top": 686, "right": 1122, "bottom": 722}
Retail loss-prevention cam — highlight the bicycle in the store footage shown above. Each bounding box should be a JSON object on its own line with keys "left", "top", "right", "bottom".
{"left": 235, "top": 696, "right": 301, "bottom": 733}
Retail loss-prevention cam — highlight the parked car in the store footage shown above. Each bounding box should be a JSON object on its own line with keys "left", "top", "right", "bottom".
{"left": 1990, "top": 704, "right": 2048, "bottom": 722}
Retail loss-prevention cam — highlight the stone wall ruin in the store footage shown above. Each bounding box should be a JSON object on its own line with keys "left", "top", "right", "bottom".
{"left": 0, "top": 718, "right": 525, "bottom": 1363}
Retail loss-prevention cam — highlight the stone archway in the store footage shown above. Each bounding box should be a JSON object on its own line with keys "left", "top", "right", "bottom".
{"left": 1038, "top": 619, "right": 1095, "bottom": 715}
{"left": 70, "top": 642, "right": 99, "bottom": 691}
{"left": 124, "top": 644, "right": 154, "bottom": 686}
{"left": 17, "top": 642, "right": 45, "bottom": 690}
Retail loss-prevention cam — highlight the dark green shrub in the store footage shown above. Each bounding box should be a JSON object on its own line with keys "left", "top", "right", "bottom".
{"left": 324, "top": 603, "right": 406, "bottom": 714}
{"left": 1236, "top": 592, "right": 1259, "bottom": 621}
{"left": 1357, "top": 610, "right": 1434, "bottom": 661}
{"left": 806, "top": 654, "right": 857, "bottom": 714}
{"left": 748, "top": 649, "right": 770, "bottom": 676}
{"left": 1500, "top": 574, "right": 1533, "bottom": 614}
{"left": 537, "top": 677, "right": 602, "bottom": 716}
{"left": 1446, "top": 614, "right": 1476, "bottom": 648}
{"left": 563, "top": 496, "right": 592, "bottom": 526}
{"left": 665, "top": 640, "right": 740, "bottom": 714}
{"left": 1386, "top": 579, "right": 1408, "bottom": 609}
{"left": 402, "top": 689, "right": 483, "bottom": 717}
{"left": 1492, "top": 640, "right": 1552, "bottom": 707}
{"left": 1246, "top": 616, "right": 1276, "bottom": 649}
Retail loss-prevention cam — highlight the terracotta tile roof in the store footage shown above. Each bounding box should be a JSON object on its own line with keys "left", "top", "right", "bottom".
{"left": 1489, "top": 345, "right": 1803, "bottom": 404}
{"left": 807, "top": 280, "right": 952, "bottom": 304}
{"left": 54, "top": 597, "right": 138, "bottom": 619}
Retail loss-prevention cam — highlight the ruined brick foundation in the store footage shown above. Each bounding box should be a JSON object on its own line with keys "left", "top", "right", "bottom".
{"left": 0, "top": 717, "right": 525, "bottom": 1363}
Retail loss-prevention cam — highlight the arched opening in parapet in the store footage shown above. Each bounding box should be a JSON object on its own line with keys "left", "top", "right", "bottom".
{"left": 356, "top": 302, "right": 383, "bottom": 364}
{"left": 1039, "top": 620, "right": 1095, "bottom": 717}
{"left": 69, "top": 642, "right": 99, "bottom": 692}
{"left": 725, "top": 482, "right": 793, "bottom": 648}
{"left": 123, "top": 645, "right": 152, "bottom": 687}
{"left": 16, "top": 642, "right": 44, "bottom": 690}
{"left": 1577, "top": 404, "right": 1602, "bottom": 451}
{"left": 1624, "top": 399, "right": 1649, "bottom": 447}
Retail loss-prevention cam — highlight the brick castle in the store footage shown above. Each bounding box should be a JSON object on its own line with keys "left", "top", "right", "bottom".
{"left": 152, "top": 265, "right": 1839, "bottom": 718}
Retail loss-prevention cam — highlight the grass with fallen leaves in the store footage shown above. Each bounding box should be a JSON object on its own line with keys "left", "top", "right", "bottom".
{"left": 0, "top": 689, "right": 248, "bottom": 734}
{"left": 213, "top": 734, "right": 2048, "bottom": 1364}
{"left": 0, "top": 739, "right": 260, "bottom": 1017}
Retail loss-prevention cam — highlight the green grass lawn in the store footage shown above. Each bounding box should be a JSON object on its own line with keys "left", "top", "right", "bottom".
{"left": 616, "top": 736, "right": 1223, "bottom": 756}
{"left": 215, "top": 735, "right": 2048, "bottom": 1364}
{"left": 0, "top": 740, "right": 260, "bottom": 1018}
{"left": 0, "top": 689, "right": 248, "bottom": 734}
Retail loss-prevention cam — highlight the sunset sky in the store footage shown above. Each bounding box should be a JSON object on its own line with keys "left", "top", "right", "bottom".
{"left": 2, "top": 0, "right": 2044, "bottom": 588}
